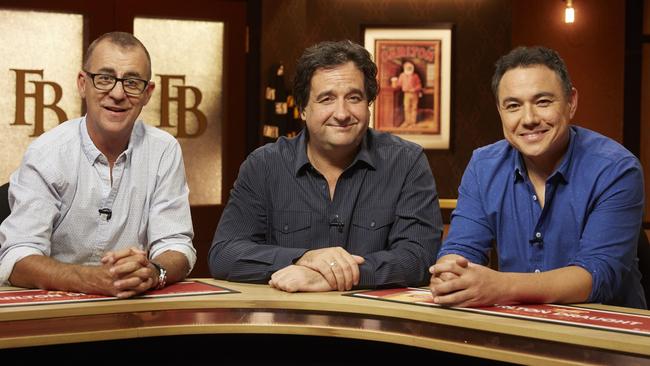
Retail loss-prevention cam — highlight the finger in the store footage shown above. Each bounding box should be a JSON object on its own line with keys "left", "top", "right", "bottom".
{"left": 351, "top": 255, "right": 365, "bottom": 264}
{"left": 439, "top": 272, "right": 459, "bottom": 281}
{"left": 333, "top": 248, "right": 358, "bottom": 290}
{"left": 317, "top": 260, "right": 338, "bottom": 289}
{"left": 269, "top": 267, "right": 290, "bottom": 288}
{"left": 101, "top": 253, "right": 114, "bottom": 264}
{"left": 432, "top": 289, "right": 472, "bottom": 307}
{"left": 116, "top": 290, "right": 138, "bottom": 299}
{"left": 330, "top": 252, "right": 353, "bottom": 290}
{"left": 455, "top": 257, "right": 470, "bottom": 268}
{"left": 270, "top": 274, "right": 298, "bottom": 293}
{"left": 432, "top": 262, "right": 466, "bottom": 277}
{"left": 115, "top": 264, "right": 154, "bottom": 285}
{"left": 113, "top": 275, "right": 146, "bottom": 290}
{"left": 429, "top": 276, "right": 443, "bottom": 286}
{"left": 339, "top": 255, "right": 360, "bottom": 289}
{"left": 130, "top": 247, "right": 147, "bottom": 256}
{"left": 110, "top": 247, "right": 137, "bottom": 262}
{"left": 327, "top": 259, "right": 347, "bottom": 291}
{"left": 429, "top": 277, "right": 444, "bottom": 295}
{"left": 431, "top": 277, "right": 467, "bottom": 298}
{"left": 113, "top": 251, "right": 149, "bottom": 267}
{"left": 109, "top": 261, "right": 143, "bottom": 278}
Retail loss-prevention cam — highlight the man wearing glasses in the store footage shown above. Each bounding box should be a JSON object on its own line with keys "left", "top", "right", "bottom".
{"left": 0, "top": 32, "right": 196, "bottom": 298}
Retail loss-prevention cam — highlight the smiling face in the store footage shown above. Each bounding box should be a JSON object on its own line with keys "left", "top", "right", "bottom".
{"left": 497, "top": 65, "right": 578, "bottom": 171}
{"left": 77, "top": 39, "right": 154, "bottom": 147}
{"left": 301, "top": 61, "right": 370, "bottom": 158}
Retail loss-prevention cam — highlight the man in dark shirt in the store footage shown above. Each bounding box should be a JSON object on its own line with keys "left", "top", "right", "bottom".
{"left": 429, "top": 46, "right": 646, "bottom": 309}
{"left": 209, "top": 40, "right": 443, "bottom": 292}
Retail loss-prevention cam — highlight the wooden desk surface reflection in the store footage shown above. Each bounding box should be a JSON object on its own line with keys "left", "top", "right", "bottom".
{"left": 0, "top": 279, "right": 648, "bottom": 365}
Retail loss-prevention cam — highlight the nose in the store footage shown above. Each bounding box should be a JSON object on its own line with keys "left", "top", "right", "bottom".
{"left": 521, "top": 103, "right": 538, "bottom": 127}
{"left": 108, "top": 80, "right": 127, "bottom": 99}
{"left": 333, "top": 99, "right": 351, "bottom": 122}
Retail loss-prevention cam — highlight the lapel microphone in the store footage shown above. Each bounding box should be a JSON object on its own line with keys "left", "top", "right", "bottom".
{"left": 99, "top": 208, "right": 112, "bottom": 220}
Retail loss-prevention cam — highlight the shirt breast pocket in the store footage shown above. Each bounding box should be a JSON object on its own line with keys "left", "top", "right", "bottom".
{"left": 270, "top": 210, "right": 312, "bottom": 248}
{"left": 349, "top": 208, "right": 395, "bottom": 253}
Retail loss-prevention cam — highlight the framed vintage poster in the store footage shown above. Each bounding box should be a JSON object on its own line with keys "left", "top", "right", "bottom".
{"left": 363, "top": 25, "right": 452, "bottom": 149}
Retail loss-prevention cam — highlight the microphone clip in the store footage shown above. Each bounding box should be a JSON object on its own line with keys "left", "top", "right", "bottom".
{"left": 99, "top": 208, "right": 112, "bottom": 221}
{"left": 329, "top": 215, "right": 344, "bottom": 233}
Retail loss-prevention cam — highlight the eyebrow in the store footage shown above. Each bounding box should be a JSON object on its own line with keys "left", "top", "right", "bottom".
{"left": 95, "top": 67, "right": 145, "bottom": 79}
{"left": 314, "top": 87, "right": 365, "bottom": 100}
{"left": 500, "top": 92, "right": 556, "bottom": 105}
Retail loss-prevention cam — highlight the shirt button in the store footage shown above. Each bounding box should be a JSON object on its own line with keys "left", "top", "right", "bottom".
{"left": 283, "top": 224, "right": 289, "bottom": 231}
{"left": 532, "top": 194, "right": 537, "bottom": 201}
{"left": 535, "top": 232, "right": 542, "bottom": 239}
{"left": 370, "top": 221, "right": 376, "bottom": 228}
{"left": 534, "top": 269, "right": 541, "bottom": 273}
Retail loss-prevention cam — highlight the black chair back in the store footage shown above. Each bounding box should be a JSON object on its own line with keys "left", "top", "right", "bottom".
{"left": 0, "top": 182, "right": 9, "bottom": 224}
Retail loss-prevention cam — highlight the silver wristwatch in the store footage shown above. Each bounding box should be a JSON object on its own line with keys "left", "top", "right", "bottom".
{"left": 151, "top": 261, "right": 167, "bottom": 290}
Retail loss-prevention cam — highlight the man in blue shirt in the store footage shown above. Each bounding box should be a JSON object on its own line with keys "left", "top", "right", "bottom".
{"left": 210, "top": 40, "right": 443, "bottom": 292}
{"left": 429, "top": 46, "right": 646, "bottom": 309}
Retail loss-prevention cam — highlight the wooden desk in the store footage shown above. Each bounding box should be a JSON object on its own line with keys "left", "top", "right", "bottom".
{"left": 1, "top": 279, "right": 648, "bottom": 365}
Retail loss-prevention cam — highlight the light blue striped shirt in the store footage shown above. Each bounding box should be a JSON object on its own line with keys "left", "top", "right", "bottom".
{"left": 0, "top": 117, "right": 196, "bottom": 285}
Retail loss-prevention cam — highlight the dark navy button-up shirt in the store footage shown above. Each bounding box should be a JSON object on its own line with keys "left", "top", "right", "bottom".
{"left": 209, "top": 128, "right": 443, "bottom": 288}
{"left": 439, "top": 126, "right": 646, "bottom": 309}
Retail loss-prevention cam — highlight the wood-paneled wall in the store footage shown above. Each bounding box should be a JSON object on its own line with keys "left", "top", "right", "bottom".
{"left": 260, "top": 0, "right": 510, "bottom": 199}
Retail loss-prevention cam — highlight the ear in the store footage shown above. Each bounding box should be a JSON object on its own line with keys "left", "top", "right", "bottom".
{"left": 300, "top": 109, "right": 306, "bottom": 121}
{"left": 77, "top": 71, "right": 87, "bottom": 98}
{"left": 495, "top": 100, "right": 504, "bottom": 119}
{"left": 140, "top": 81, "right": 156, "bottom": 106}
{"left": 568, "top": 87, "right": 578, "bottom": 119}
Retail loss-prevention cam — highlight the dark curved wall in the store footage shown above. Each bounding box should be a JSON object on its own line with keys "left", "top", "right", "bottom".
{"left": 512, "top": 0, "right": 626, "bottom": 142}
{"left": 260, "top": 0, "right": 511, "bottom": 198}
{"left": 260, "top": 0, "right": 629, "bottom": 201}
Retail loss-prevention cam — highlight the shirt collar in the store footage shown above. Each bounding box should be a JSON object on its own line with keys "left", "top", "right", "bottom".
{"left": 551, "top": 126, "right": 577, "bottom": 184}
{"left": 293, "top": 128, "right": 376, "bottom": 176}
{"left": 513, "top": 153, "right": 526, "bottom": 182}
{"left": 80, "top": 117, "right": 102, "bottom": 165}
{"left": 512, "top": 126, "right": 576, "bottom": 184}
{"left": 293, "top": 129, "right": 311, "bottom": 175}
{"left": 80, "top": 116, "right": 141, "bottom": 166}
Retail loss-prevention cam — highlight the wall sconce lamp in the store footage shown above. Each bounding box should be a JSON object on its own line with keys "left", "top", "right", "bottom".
{"left": 565, "top": 0, "right": 575, "bottom": 23}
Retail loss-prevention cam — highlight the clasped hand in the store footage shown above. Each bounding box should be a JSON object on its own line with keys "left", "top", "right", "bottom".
{"left": 270, "top": 247, "right": 365, "bottom": 292}
{"left": 100, "top": 247, "right": 156, "bottom": 298}
{"left": 429, "top": 256, "right": 502, "bottom": 307}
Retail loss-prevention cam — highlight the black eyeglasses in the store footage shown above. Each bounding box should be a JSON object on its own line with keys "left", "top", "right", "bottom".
{"left": 83, "top": 70, "right": 149, "bottom": 96}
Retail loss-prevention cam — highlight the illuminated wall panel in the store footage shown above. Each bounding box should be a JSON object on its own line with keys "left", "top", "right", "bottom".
{"left": 134, "top": 18, "right": 224, "bottom": 205}
{"left": 0, "top": 10, "right": 83, "bottom": 184}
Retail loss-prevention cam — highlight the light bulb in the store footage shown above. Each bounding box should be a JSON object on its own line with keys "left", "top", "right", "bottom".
{"left": 565, "top": 6, "right": 575, "bottom": 23}
{"left": 565, "top": 0, "right": 575, "bottom": 24}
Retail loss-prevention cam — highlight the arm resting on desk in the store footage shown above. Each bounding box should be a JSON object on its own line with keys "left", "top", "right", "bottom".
{"left": 430, "top": 254, "right": 592, "bottom": 307}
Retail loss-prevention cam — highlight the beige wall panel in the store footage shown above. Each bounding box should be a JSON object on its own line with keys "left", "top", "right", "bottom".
{"left": 134, "top": 18, "right": 223, "bottom": 205}
{"left": 0, "top": 10, "right": 83, "bottom": 184}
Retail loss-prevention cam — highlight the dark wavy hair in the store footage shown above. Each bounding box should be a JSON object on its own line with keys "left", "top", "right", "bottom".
{"left": 293, "top": 40, "right": 378, "bottom": 112}
{"left": 491, "top": 46, "right": 573, "bottom": 100}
